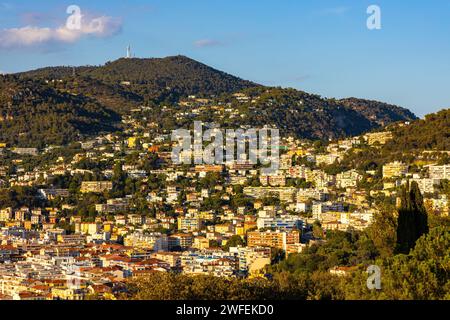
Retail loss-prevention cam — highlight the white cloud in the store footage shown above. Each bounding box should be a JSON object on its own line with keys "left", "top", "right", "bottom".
{"left": 194, "top": 39, "right": 223, "bottom": 48}
{"left": 0, "top": 15, "right": 122, "bottom": 50}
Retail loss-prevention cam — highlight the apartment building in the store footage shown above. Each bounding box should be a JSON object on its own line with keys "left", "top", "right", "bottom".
{"left": 247, "top": 230, "right": 300, "bottom": 251}
{"left": 312, "top": 202, "right": 345, "bottom": 220}
{"left": 429, "top": 165, "right": 450, "bottom": 180}
{"left": 364, "top": 132, "right": 393, "bottom": 145}
{"left": 177, "top": 217, "right": 203, "bottom": 232}
{"left": 256, "top": 215, "right": 303, "bottom": 231}
{"left": 383, "top": 162, "right": 408, "bottom": 179}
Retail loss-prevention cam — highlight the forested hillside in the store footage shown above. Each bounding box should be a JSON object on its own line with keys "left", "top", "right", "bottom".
{"left": 386, "top": 109, "right": 450, "bottom": 151}
{"left": 340, "top": 97, "right": 417, "bottom": 126}
{"left": 19, "top": 55, "right": 258, "bottom": 103}
{"left": 0, "top": 75, "right": 120, "bottom": 148}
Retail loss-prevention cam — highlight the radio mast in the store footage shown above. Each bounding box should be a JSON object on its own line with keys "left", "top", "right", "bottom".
{"left": 126, "top": 45, "right": 132, "bottom": 59}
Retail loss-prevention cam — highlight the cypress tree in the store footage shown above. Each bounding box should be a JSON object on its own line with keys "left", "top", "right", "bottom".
{"left": 396, "top": 181, "right": 429, "bottom": 254}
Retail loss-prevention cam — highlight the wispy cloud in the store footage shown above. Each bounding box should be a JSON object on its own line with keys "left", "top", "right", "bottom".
{"left": 20, "top": 12, "right": 56, "bottom": 26}
{"left": 0, "top": 14, "right": 122, "bottom": 50}
{"left": 194, "top": 39, "right": 223, "bottom": 48}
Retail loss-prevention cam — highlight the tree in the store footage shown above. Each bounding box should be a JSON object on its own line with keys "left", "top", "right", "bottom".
{"left": 126, "top": 273, "right": 286, "bottom": 300}
{"left": 366, "top": 211, "right": 397, "bottom": 258}
{"left": 111, "top": 162, "right": 126, "bottom": 197}
{"left": 396, "top": 181, "right": 429, "bottom": 254}
{"left": 223, "top": 235, "right": 245, "bottom": 251}
{"left": 270, "top": 248, "right": 285, "bottom": 264}
{"left": 209, "top": 240, "right": 220, "bottom": 248}
{"left": 312, "top": 221, "right": 324, "bottom": 239}
{"left": 342, "top": 226, "right": 450, "bottom": 300}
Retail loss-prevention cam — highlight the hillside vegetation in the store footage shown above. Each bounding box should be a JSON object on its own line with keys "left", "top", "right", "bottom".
{"left": 0, "top": 56, "right": 421, "bottom": 147}
{"left": 0, "top": 76, "right": 120, "bottom": 148}
{"left": 19, "top": 55, "right": 258, "bottom": 103}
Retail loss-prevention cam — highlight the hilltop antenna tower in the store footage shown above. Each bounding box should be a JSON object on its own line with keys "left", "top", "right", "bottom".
{"left": 126, "top": 45, "right": 132, "bottom": 59}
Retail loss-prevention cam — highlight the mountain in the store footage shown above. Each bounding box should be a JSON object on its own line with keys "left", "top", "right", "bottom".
{"left": 18, "top": 55, "right": 259, "bottom": 104}
{"left": 1, "top": 56, "right": 421, "bottom": 147}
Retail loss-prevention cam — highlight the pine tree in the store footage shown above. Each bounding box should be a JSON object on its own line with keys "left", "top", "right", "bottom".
{"left": 396, "top": 181, "right": 429, "bottom": 254}
{"left": 111, "top": 162, "right": 126, "bottom": 197}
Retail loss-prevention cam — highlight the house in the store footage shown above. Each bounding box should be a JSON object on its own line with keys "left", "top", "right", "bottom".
{"left": 329, "top": 266, "right": 358, "bottom": 277}
{"left": 80, "top": 181, "right": 113, "bottom": 193}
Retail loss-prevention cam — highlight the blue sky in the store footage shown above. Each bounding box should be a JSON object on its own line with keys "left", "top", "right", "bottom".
{"left": 1, "top": 0, "right": 450, "bottom": 117}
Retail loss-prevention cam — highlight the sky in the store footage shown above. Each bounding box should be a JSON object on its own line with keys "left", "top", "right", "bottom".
{"left": 1, "top": 0, "right": 450, "bottom": 117}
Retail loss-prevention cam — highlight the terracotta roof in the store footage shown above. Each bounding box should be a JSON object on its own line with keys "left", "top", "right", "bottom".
{"left": 32, "top": 285, "right": 50, "bottom": 291}
{"left": 0, "top": 245, "right": 17, "bottom": 250}
{"left": 89, "top": 284, "right": 112, "bottom": 293}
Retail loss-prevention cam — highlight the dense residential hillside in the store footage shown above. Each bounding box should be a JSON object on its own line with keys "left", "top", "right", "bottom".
{"left": 1, "top": 56, "right": 420, "bottom": 146}
{"left": 334, "top": 108, "right": 450, "bottom": 172}
{"left": 0, "top": 75, "right": 120, "bottom": 148}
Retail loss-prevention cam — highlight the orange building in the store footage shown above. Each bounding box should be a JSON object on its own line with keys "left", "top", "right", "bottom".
{"left": 148, "top": 145, "right": 160, "bottom": 153}
{"left": 194, "top": 165, "right": 224, "bottom": 173}
{"left": 247, "top": 230, "right": 300, "bottom": 251}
